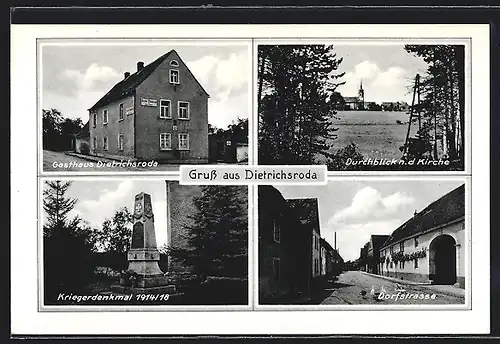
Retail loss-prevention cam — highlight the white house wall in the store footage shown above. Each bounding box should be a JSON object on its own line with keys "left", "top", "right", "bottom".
{"left": 379, "top": 219, "right": 465, "bottom": 288}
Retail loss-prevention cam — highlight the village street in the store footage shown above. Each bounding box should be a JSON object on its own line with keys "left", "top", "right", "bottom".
{"left": 319, "top": 271, "right": 465, "bottom": 305}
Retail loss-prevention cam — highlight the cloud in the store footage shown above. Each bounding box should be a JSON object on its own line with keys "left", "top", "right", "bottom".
{"left": 371, "top": 66, "right": 407, "bottom": 88}
{"left": 187, "top": 55, "right": 219, "bottom": 86}
{"left": 337, "top": 60, "right": 411, "bottom": 103}
{"left": 81, "top": 180, "right": 134, "bottom": 210}
{"left": 208, "top": 91, "right": 248, "bottom": 129}
{"left": 61, "top": 63, "right": 121, "bottom": 93}
{"left": 354, "top": 61, "right": 379, "bottom": 79}
{"left": 187, "top": 50, "right": 249, "bottom": 128}
{"left": 214, "top": 51, "right": 248, "bottom": 91}
{"left": 329, "top": 187, "right": 414, "bottom": 225}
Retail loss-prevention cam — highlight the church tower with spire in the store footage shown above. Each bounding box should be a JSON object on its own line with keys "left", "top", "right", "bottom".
{"left": 357, "top": 79, "right": 365, "bottom": 110}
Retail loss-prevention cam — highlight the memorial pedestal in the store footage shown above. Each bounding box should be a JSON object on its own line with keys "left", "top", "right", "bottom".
{"left": 112, "top": 192, "right": 178, "bottom": 298}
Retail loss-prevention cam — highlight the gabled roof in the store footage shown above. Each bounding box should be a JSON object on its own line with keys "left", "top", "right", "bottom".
{"left": 382, "top": 184, "right": 465, "bottom": 248}
{"left": 320, "top": 237, "right": 334, "bottom": 251}
{"left": 75, "top": 121, "right": 89, "bottom": 138}
{"left": 285, "top": 198, "right": 320, "bottom": 235}
{"left": 88, "top": 49, "right": 209, "bottom": 111}
{"left": 370, "top": 234, "right": 390, "bottom": 251}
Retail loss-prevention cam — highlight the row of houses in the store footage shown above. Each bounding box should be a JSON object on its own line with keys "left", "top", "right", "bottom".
{"left": 73, "top": 49, "right": 247, "bottom": 164}
{"left": 358, "top": 184, "right": 466, "bottom": 288}
{"left": 258, "top": 186, "right": 344, "bottom": 303}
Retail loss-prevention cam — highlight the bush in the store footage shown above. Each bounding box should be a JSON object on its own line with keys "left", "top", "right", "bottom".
{"left": 326, "top": 143, "right": 364, "bottom": 171}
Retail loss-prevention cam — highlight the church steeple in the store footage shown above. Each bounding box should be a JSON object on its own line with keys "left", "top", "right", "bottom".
{"left": 358, "top": 79, "right": 365, "bottom": 109}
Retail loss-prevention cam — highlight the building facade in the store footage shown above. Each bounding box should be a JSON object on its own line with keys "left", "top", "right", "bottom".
{"left": 88, "top": 50, "right": 209, "bottom": 163}
{"left": 286, "top": 198, "right": 322, "bottom": 281}
{"left": 74, "top": 121, "right": 90, "bottom": 154}
{"left": 366, "top": 234, "right": 390, "bottom": 274}
{"left": 379, "top": 184, "right": 466, "bottom": 288}
{"left": 258, "top": 186, "right": 311, "bottom": 303}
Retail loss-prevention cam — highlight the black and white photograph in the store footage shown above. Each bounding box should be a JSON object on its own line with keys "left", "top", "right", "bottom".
{"left": 257, "top": 43, "right": 468, "bottom": 171}
{"left": 41, "top": 179, "right": 249, "bottom": 307}
{"left": 258, "top": 179, "right": 468, "bottom": 306}
{"left": 41, "top": 42, "right": 250, "bottom": 172}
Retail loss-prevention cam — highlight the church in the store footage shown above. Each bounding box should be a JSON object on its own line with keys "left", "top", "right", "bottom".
{"left": 343, "top": 80, "right": 365, "bottom": 110}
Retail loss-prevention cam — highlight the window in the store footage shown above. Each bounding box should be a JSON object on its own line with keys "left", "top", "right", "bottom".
{"left": 118, "top": 134, "right": 124, "bottom": 151}
{"left": 390, "top": 261, "right": 393, "bottom": 269}
{"left": 92, "top": 113, "right": 97, "bottom": 128}
{"left": 400, "top": 261, "right": 405, "bottom": 269}
{"left": 93, "top": 137, "right": 97, "bottom": 150}
{"left": 103, "top": 109, "right": 108, "bottom": 124}
{"left": 159, "top": 133, "right": 171, "bottom": 150}
{"left": 103, "top": 136, "right": 108, "bottom": 150}
{"left": 273, "top": 220, "right": 280, "bottom": 243}
{"left": 170, "top": 60, "right": 179, "bottom": 67}
{"left": 390, "top": 246, "right": 394, "bottom": 254}
{"left": 414, "top": 237, "right": 419, "bottom": 247}
{"left": 414, "top": 258, "right": 419, "bottom": 269}
{"left": 178, "top": 133, "right": 189, "bottom": 150}
{"left": 273, "top": 258, "right": 280, "bottom": 281}
{"left": 119, "top": 104, "right": 124, "bottom": 120}
{"left": 170, "top": 69, "right": 180, "bottom": 84}
{"left": 160, "top": 99, "right": 171, "bottom": 118}
{"left": 400, "top": 240, "right": 405, "bottom": 252}
{"left": 178, "top": 101, "right": 190, "bottom": 119}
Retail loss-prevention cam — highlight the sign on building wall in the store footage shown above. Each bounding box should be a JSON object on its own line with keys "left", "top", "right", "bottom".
{"left": 140, "top": 98, "right": 158, "bottom": 107}
{"left": 126, "top": 107, "right": 134, "bottom": 115}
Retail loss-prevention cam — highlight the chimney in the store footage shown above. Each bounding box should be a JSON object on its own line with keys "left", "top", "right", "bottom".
{"left": 137, "top": 61, "right": 144, "bottom": 72}
{"left": 414, "top": 209, "right": 418, "bottom": 217}
{"left": 124, "top": 72, "right": 130, "bottom": 79}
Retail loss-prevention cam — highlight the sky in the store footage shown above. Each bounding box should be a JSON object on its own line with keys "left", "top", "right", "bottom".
{"left": 43, "top": 180, "right": 170, "bottom": 247}
{"left": 275, "top": 179, "right": 465, "bottom": 262}
{"left": 331, "top": 44, "right": 429, "bottom": 104}
{"left": 41, "top": 43, "right": 249, "bottom": 129}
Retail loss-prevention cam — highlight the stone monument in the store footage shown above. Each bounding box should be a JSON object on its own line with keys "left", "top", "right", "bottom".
{"left": 112, "top": 192, "right": 176, "bottom": 295}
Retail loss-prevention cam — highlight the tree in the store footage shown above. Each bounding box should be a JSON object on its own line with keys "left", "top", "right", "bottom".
{"left": 42, "top": 108, "right": 84, "bottom": 151}
{"left": 92, "top": 207, "right": 133, "bottom": 273}
{"left": 258, "top": 45, "right": 345, "bottom": 165}
{"left": 404, "top": 45, "right": 465, "bottom": 166}
{"left": 169, "top": 186, "right": 247, "bottom": 278}
{"left": 43, "top": 180, "right": 77, "bottom": 231}
{"left": 43, "top": 181, "right": 95, "bottom": 302}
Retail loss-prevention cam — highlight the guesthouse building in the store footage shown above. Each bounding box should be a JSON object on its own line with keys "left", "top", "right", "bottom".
{"left": 88, "top": 50, "right": 209, "bottom": 163}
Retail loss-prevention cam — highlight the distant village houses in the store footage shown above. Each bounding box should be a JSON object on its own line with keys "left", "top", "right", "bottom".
{"left": 339, "top": 80, "right": 410, "bottom": 112}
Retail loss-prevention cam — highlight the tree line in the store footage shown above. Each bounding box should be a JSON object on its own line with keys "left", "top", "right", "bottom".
{"left": 43, "top": 109, "right": 84, "bottom": 151}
